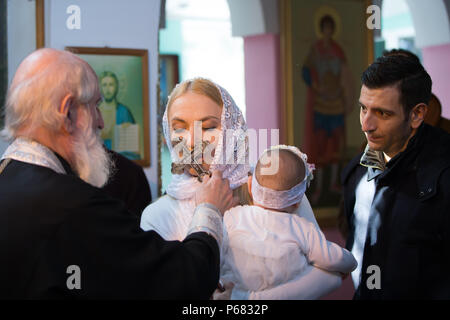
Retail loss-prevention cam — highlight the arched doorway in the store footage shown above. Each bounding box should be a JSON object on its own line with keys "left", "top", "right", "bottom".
{"left": 158, "top": 0, "right": 245, "bottom": 195}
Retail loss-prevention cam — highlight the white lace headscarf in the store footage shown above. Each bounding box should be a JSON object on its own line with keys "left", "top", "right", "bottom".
{"left": 163, "top": 79, "right": 250, "bottom": 200}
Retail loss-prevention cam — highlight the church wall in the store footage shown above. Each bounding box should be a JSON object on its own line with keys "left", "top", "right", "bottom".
{"left": 406, "top": 0, "right": 450, "bottom": 118}
{"left": 422, "top": 43, "right": 450, "bottom": 119}
{"left": 44, "top": 0, "right": 161, "bottom": 201}
{"left": 243, "top": 33, "right": 281, "bottom": 157}
{"left": 1, "top": 0, "right": 37, "bottom": 156}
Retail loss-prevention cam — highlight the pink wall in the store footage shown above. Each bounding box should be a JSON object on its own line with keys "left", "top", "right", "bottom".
{"left": 243, "top": 34, "right": 281, "bottom": 132}
{"left": 422, "top": 43, "right": 450, "bottom": 119}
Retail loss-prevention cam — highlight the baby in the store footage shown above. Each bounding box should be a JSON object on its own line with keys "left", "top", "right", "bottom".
{"left": 220, "top": 145, "right": 357, "bottom": 299}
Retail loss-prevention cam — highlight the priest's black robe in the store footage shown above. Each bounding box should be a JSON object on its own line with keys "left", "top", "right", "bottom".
{"left": 0, "top": 156, "right": 219, "bottom": 299}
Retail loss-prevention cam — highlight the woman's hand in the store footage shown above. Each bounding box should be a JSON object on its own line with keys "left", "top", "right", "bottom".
{"left": 340, "top": 272, "right": 350, "bottom": 280}
{"left": 195, "top": 170, "right": 239, "bottom": 216}
{"left": 212, "top": 281, "right": 235, "bottom": 300}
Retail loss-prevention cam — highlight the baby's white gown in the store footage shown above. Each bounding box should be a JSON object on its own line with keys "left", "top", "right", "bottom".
{"left": 141, "top": 195, "right": 343, "bottom": 300}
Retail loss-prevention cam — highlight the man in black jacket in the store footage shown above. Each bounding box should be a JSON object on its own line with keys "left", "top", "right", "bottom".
{"left": 0, "top": 48, "right": 236, "bottom": 299}
{"left": 342, "top": 53, "right": 450, "bottom": 299}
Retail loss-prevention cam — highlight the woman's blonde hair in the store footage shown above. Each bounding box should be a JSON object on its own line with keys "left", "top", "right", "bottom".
{"left": 167, "top": 78, "right": 223, "bottom": 110}
{"left": 234, "top": 182, "right": 253, "bottom": 206}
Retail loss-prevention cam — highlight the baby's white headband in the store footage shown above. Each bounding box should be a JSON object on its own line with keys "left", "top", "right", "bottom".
{"left": 251, "top": 145, "right": 315, "bottom": 210}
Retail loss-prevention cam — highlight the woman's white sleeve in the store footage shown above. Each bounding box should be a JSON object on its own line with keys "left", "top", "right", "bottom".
{"left": 140, "top": 197, "right": 176, "bottom": 240}
{"left": 296, "top": 195, "right": 357, "bottom": 274}
{"left": 232, "top": 265, "right": 342, "bottom": 300}
{"left": 304, "top": 222, "right": 357, "bottom": 274}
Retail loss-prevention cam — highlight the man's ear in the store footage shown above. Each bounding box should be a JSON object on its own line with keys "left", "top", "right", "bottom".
{"left": 247, "top": 175, "right": 252, "bottom": 198}
{"left": 60, "top": 94, "right": 77, "bottom": 133}
{"left": 410, "top": 103, "right": 427, "bottom": 129}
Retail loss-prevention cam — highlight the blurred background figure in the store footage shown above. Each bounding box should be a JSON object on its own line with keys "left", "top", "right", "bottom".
{"left": 102, "top": 148, "right": 152, "bottom": 218}
{"left": 424, "top": 93, "right": 450, "bottom": 133}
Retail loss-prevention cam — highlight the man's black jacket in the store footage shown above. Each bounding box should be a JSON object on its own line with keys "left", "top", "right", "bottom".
{"left": 342, "top": 123, "right": 450, "bottom": 299}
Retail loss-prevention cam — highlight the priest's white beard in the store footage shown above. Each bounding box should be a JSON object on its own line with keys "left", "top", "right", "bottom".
{"left": 72, "top": 110, "right": 113, "bottom": 188}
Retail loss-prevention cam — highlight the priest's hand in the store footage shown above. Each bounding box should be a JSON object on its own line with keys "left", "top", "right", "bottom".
{"left": 195, "top": 170, "right": 238, "bottom": 216}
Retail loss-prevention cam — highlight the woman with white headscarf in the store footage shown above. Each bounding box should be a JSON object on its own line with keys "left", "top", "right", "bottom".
{"left": 140, "top": 78, "right": 342, "bottom": 299}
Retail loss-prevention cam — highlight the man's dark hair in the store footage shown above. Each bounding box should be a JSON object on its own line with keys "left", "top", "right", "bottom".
{"left": 382, "top": 48, "right": 421, "bottom": 64}
{"left": 320, "top": 15, "right": 335, "bottom": 33}
{"left": 361, "top": 54, "right": 432, "bottom": 117}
